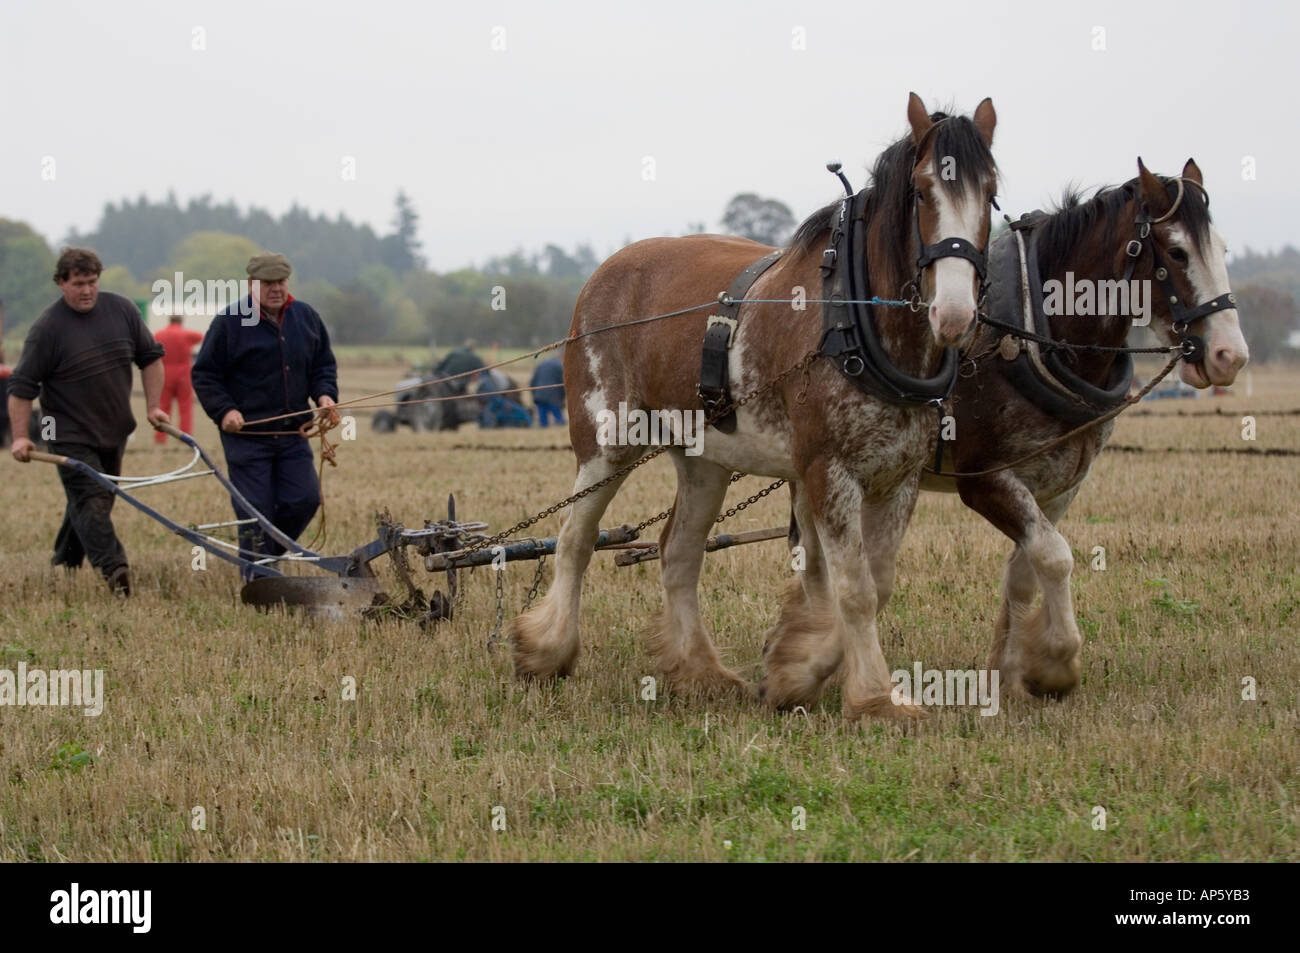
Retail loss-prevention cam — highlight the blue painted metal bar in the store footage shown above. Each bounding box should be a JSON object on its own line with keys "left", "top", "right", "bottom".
{"left": 29, "top": 448, "right": 282, "bottom": 579}
{"left": 429, "top": 526, "right": 638, "bottom": 572}
{"left": 153, "top": 422, "right": 321, "bottom": 560}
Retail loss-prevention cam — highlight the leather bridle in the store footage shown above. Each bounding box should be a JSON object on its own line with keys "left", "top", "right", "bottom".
{"left": 1121, "top": 175, "right": 1237, "bottom": 365}
{"left": 902, "top": 121, "right": 995, "bottom": 316}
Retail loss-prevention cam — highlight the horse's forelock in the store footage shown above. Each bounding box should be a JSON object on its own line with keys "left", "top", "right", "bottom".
{"left": 926, "top": 115, "right": 998, "bottom": 197}
{"left": 786, "top": 106, "right": 997, "bottom": 277}
{"left": 1166, "top": 177, "right": 1213, "bottom": 253}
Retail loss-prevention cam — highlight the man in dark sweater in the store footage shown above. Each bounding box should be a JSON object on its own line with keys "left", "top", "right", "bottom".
{"left": 191, "top": 252, "right": 338, "bottom": 578}
{"left": 8, "top": 248, "right": 168, "bottom": 595}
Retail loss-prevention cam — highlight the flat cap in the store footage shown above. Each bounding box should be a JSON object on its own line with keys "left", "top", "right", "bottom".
{"left": 246, "top": 251, "right": 292, "bottom": 281}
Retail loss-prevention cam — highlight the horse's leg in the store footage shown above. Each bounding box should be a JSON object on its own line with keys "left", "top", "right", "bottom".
{"left": 765, "top": 463, "right": 921, "bottom": 720}
{"left": 840, "top": 482, "right": 925, "bottom": 720}
{"left": 789, "top": 482, "right": 831, "bottom": 602}
{"left": 644, "top": 454, "right": 748, "bottom": 696}
{"left": 862, "top": 477, "right": 919, "bottom": 621}
{"left": 1015, "top": 489, "right": 1084, "bottom": 696}
{"left": 759, "top": 481, "right": 842, "bottom": 707}
{"left": 959, "top": 474, "right": 1083, "bottom": 697}
{"left": 988, "top": 544, "right": 1036, "bottom": 695}
{"left": 504, "top": 452, "right": 633, "bottom": 679}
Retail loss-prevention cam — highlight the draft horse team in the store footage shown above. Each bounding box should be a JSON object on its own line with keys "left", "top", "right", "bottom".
{"left": 504, "top": 93, "right": 1248, "bottom": 720}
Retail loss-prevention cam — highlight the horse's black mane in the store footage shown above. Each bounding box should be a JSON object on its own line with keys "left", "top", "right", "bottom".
{"left": 1035, "top": 175, "right": 1213, "bottom": 279}
{"left": 788, "top": 110, "right": 997, "bottom": 284}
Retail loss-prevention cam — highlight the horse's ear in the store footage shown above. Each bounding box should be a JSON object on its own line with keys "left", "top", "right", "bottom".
{"left": 972, "top": 97, "right": 996, "bottom": 148}
{"left": 907, "top": 92, "right": 933, "bottom": 146}
{"left": 1136, "top": 157, "right": 1170, "bottom": 216}
{"left": 1182, "top": 158, "right": 1204, "bottom": 187}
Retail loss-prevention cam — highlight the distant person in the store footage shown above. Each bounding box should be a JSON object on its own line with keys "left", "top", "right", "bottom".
{"left": 479, "top": 366, "right": 513, "bottom": 395}
{"left": 152, "top": 313, "right": 205, "bottom": 443}
{"left": 8, "top": 248, "right": 168, "bottom": 596}
{"left": 476, "top": 368, "right": 531, "bottom": 428}
{"left": 191, "top": 252, "right": 338, "bottom": 579}
{"left": 0, "top": 298, "right": 9, "bottom": 446}
{"left": 530, "top": 356, "right": 565, "bottom": 427}
{"left": 434, "top": 342, "right": 485, "bottom": 395}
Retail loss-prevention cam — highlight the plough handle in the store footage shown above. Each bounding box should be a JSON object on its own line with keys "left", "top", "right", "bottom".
{"left": 28, "top": 450, "right": 68, "bottom": 466}
{"left": 152, "top": 420, "right": 187, "bottom": 440}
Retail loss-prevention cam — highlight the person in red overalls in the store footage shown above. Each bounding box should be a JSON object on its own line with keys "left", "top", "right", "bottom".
{"left": 153, "top": 314, "right": 204, "bottom": 443}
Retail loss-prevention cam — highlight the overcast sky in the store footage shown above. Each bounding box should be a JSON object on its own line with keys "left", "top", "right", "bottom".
{"left": 2, "top": 0, "right": 1294, "bottom": 272}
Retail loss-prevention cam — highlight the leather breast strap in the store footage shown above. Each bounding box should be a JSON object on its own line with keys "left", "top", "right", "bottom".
{"left": 698, "top": 250, "right": 783, "bottom": 434}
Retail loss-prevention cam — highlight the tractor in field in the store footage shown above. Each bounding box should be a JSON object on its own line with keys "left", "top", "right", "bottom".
{"left": 370, "top": 349, "right": 534, "bottom": 432}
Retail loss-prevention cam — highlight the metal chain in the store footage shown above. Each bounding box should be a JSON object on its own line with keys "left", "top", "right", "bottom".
{"left": 487, "top": 563, "right": 506, "bottom": 648}
{"left": 715, "top": 477, "right": 786, "bottom": 524}
{"left": 456, "top": 350, "right": 822, "bottom": 560}
{"left": 634, "top": 506, "right": 674, "bottom": 536}
{"left": 630, "top": 470, "right": 785, "bottom": 539}
{"left": 523, "top": 553, "right": 546, "bottom": 610}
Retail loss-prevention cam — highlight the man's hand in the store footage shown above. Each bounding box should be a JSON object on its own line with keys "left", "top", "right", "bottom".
{"left": 147, "top": 406, "right": 171, "bottom": 428}
{"left": 316, "top": 395, "right": 340, "bottom": 427}
{"left": 11, "top": 437, "right": 34, "bottom": 463}
{"left": 221, "top": 409, "right": 245, "bottom": 433}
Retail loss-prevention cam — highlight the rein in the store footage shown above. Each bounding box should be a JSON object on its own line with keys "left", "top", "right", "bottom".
{"left": 923, "top": 351, "right": 1182, "bottom": 479}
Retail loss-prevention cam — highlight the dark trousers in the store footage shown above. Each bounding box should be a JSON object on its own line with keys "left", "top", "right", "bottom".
{"left": 48, "top": 441, "right": 128, "bottom": 578}
{"left": 536, "top": 401, "right": 565, "bottom": 427}
{"left": 221, "top": 433, "right": 321, "bottom": 579}
{"left": 0, "top": 378, "right": 9, "bottom": 445}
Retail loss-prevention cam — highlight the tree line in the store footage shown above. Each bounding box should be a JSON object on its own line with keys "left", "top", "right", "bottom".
{"left": 1, "top": 192, "right": 1296, "bottom": 361}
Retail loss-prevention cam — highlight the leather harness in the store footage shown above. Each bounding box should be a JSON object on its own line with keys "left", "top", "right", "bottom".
{"left": 697, "top": 250, "right": 783, "bottom": 433}
{"left": 984, "top": 176, "right": 1238, "bottom": 425}
{"left": 987, "top": 218, "right": 1136, "bottom": 424}
{"left": 698, "top": 184, "right": 988, "bottom": 433}
{"left": 817, "top": 188, "right": 962, "bottom": 405}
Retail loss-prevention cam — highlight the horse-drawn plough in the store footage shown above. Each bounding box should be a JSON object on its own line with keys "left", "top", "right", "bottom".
{"left": 29, "top": 421, "right": 788, "bottom": 628}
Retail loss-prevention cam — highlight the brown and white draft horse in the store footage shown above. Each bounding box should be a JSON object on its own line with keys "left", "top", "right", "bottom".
{"left": 505, "top": 93, "right": 998, "bottom": 720}
{"left": 786, "top": 157, "right": 1248, "bottom": 701}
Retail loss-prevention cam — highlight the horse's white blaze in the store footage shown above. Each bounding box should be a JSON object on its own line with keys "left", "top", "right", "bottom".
{"left": 1166, "top": 223, "right": 1249, "bottom": 387}
{"left": 924, "top": 161, "right": 985, "bottom": 346}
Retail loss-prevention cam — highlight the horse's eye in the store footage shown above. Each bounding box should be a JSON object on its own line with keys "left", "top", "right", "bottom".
{"left": 1169, "top": 247, "right": 1190, "bottom": 266}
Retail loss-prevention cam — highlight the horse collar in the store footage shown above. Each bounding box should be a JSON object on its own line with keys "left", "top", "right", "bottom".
{"left": 817, "top": 189, "right": 959, "bottom": 406}
{"left": 985, "top": 221, "right": 1134, "bottom": 424}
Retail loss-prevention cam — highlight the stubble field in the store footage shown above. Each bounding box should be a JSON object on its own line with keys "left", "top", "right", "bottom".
{"left": 0, "top": 357, "right": 1296, "bottom": 862}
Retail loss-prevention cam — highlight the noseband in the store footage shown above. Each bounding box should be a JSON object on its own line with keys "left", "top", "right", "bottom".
{"left": 1122, "top": 176, "right": 1237, "bottom": 364}
{"left": 911, "top": 198, "right": 991, "bottom": 309}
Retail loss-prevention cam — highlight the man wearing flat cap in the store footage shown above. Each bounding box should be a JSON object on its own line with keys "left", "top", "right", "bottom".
{"left": 192, "top": 252, "right": 339, "bottom": 577}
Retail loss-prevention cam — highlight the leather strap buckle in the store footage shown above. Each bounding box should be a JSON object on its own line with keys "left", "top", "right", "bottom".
{"left": 706, "top": 314, "right": 739, "bottom": 347}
